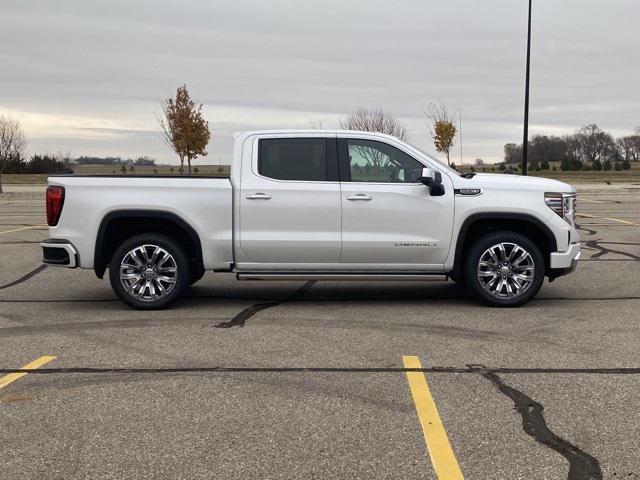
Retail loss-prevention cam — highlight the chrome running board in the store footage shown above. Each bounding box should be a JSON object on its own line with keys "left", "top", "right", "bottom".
{"left": 236, "top": 273, "right": 448, "bottom": 282}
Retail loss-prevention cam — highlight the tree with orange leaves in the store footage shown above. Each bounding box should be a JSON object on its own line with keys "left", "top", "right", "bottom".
{"left": 426, "top": 102, "right": 457, "bottom": 167}
{"left": 158, "top": 85, "right": 210, "bottom": 174}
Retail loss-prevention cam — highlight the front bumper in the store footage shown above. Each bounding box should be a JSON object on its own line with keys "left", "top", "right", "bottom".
{"left": 548, "top": 242, "right": 580, "bottom": 280}
{"left": 41, "top": 239, "right": 78, "bottom": 268}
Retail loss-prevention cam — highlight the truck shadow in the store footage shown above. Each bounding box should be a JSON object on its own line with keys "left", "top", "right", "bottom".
{"left": 183, "top": 281, "right": 472, "bottom": 307}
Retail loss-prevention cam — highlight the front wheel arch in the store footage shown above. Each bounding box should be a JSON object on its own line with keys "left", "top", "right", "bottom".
{"left": 452, "top": 213, "right": 556, "bottom": 280}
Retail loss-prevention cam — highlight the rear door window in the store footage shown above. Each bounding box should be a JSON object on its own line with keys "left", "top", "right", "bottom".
{"left": 258, "top": 138, "right": 328, "bottom": 181}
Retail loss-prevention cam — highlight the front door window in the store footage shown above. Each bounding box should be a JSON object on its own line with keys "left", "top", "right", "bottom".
{"left": 347, "top": 139, "right": 424, "bottom": 183}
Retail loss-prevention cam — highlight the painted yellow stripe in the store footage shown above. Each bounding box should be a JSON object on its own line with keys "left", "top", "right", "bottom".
{"left": 578, "top": 199, "right": 606, "bottom": 204}
{"left": 403, "top": 355, "right": 464, "bottom": 479}
{"left": 0, "top": 225, "right": 48, "bottom": 235}
{"left": 0, "top": 356, "right": 56, "bottom": 390}
{"left": 577, "top": 213, "right": 637, "bottom": 225}
{"left": 603, "top": 217, "right": 635, "bottom": 225}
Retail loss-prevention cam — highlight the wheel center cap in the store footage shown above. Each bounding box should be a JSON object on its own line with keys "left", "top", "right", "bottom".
{"left": 499, "top": 266, "right": 511, "bottom": 275}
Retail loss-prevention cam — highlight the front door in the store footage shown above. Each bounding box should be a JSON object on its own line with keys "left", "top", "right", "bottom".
{"left": 339, "top": 136, "right": 454, "bottom": 269}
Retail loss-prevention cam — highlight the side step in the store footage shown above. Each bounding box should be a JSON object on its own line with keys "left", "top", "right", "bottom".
{"left": 236, "top": 272, "right": 449, "bottom": 282}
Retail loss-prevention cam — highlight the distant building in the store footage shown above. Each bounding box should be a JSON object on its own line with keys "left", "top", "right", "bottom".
{"left": 504, "top": 143, "right": 521, "bottom": 164}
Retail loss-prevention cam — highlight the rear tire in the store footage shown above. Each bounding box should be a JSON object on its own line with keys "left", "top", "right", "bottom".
{"left": 109, "top": 233, "right": 190, "bottom": 310}
{"left": 463, "top": 231, "right": 544, "bottom": 307}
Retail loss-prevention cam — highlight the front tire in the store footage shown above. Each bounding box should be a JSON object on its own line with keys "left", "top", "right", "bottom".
{"left": 464, "top": 231, "right": 545, "bottom": 307}
{"left": 109, "top": 233, "right": 190, "bottom": 310}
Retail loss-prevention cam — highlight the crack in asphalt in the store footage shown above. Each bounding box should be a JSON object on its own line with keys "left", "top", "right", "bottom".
{"left": 583, "top": 240, "right": 640, "bottom": 261}
{"left": 1, "top": 294, "right": 640, "bottom": 304}
{"left": 0, "top": 264, "right": 47, "bottom": 290}
{"left": 2, "top": 366, "right": 639, "bottom": 375}
{"left": 214, "top": 280, "right": 316, "bottom": 328}
{"left": 576, "top": 224, "right": 597, "bottom": 236}
{"left": 475, "top": 366, "right": 603, "bottom": 480}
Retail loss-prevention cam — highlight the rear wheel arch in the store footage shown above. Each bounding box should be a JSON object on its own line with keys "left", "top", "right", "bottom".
{"left": 94, "top": 210, "right": 204, "bottom": 280}
{"left": 452, "top": 213, "right": 557, "bottom": 280}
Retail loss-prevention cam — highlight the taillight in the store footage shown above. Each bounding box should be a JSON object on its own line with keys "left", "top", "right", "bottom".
{"left": 46, "top": 186, "right": 65, "bottom": 226}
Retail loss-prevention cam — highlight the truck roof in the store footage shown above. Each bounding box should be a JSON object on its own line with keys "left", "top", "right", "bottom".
{"left": 235, "top": 129, "right": 400, "bottom": 140}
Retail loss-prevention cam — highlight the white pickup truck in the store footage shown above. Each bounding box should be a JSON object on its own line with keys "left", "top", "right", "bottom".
{"left": 42, "top": 130, "right": 580, "bottom": 309}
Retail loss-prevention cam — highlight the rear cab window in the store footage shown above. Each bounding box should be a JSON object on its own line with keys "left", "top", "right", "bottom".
{"left": 258, "top": 138, "right": 332, "bottom": 181}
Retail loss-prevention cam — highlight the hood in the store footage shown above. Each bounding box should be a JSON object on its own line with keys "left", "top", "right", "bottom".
{"left": 454, "top": 173, "right": 575, "bottom": 193}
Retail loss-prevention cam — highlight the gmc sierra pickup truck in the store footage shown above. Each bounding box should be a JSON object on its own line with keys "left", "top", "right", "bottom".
{"left": 41, "top": 130, "right": 580, "bottom": 309}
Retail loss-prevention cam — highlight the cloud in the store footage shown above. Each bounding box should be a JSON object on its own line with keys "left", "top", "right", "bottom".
{"left": 1, "top": 0, "right": 638, "bottom": 164}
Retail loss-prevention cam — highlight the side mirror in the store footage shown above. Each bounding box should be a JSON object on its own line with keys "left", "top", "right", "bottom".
{"left": 420, "top": 167, "right": 436, "bottom": 186}
{"left": 420, "top": 167, "right": 445, "bottom": 196}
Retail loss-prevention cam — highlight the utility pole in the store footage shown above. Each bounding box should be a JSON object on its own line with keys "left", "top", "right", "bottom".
{"left": 522, "top": 0, "right": 532, "bottom": 176}
{"left": 459, "top": 108, "right": 463, "bottom": 172}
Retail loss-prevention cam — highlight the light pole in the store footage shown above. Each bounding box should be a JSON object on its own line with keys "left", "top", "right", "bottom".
{"left": 522, "top": 0, "right": 532, "bottom": 176}
{"left": 459, "top": 108, "right": 463, "bottom": 171}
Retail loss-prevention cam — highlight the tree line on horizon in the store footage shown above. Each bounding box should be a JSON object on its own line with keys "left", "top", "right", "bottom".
{"left": 0, "top": 154, "right": 158, "bottom": 174}
{"left": 504, "top": 124, "right": 640, "bottom": 171}
{"left": 2, "top": 86, "right": 639, "bottom": 194}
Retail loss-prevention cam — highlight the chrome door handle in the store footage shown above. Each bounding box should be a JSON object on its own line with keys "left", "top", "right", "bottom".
{"left": 347, "top": 194, "right": 372, "bottom": 201}
{"left": 245, "top": 193, "right": 272, "bottom": 200}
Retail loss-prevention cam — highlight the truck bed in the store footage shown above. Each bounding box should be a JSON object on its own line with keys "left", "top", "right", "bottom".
{"left": 47, "top": 175, "right": 233, "bottom": 270}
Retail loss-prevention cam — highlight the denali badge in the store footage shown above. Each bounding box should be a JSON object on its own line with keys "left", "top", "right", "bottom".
{"left": 394, "top": 242, "right": 437, "bottom": 247}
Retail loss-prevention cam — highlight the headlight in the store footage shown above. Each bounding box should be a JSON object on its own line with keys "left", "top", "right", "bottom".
{"left": 545, "top": 192, "right": 576, "bottom": 224}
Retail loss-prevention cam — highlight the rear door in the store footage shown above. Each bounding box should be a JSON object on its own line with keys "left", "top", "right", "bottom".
{"left": 238, "top": 134, "right": 342, "bottom": 266}
{"left": 338, "top": 135, "right": 454, "bottom": 269}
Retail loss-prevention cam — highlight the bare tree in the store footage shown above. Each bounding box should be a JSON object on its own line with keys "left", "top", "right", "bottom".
{"left": 339, "top": 108, "right": 408, "bottom": 141}
{"left": 575, "top": 124, "right": 612, "bottom": 163}
{"left": 0, "top": 115, "right": 27, "bottom": 194}
{"left": 474, "top": 158, "right": 486, "bottom": 167}
{"left": 616, "top": 135, "right": 640, "bottom": 162}
{"left": 339, "top": 108, "right": 408, "bottom": 169}
{"left": 426, "top": 102, "right": 457, "bottom": 166}
{"left": 158, "top": 85, "right": 211, "bottom": 174}
{"left": 301, "top": 119, "right": 324, "bottom": 129}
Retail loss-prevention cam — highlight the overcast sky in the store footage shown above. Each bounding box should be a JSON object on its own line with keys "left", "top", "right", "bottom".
{"left": 1, "top": 0, "right": 638, "bottom": 164}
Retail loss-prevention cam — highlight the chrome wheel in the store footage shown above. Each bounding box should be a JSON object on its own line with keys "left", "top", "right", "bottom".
{"left": 476, "top": 242, "right": 534, "bottom": 299}
{"left": 119, "top": 244, "right": 177, "bottom": 302}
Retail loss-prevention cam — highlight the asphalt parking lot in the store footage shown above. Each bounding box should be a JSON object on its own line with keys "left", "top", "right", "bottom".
{"left": 1, "top": 185, "right": 639, "bottom": 480}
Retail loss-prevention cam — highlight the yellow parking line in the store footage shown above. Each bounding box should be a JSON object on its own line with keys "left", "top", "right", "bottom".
{"left": 0, "top": 356, "right": 56, "bottom": 390}
{"left": 403, "top": 355, "right": 464, "bottom": 479}
{"left": 576, "top": 213, "right": 637, "bottom": 225}
{"left": 603, "top": 217, "right": 635, "bottom": 225}
{"left": 0, "top": 225, "right": 48, "bottom": 235}
{"left": 578, "top": 199, "right": 606, "bottom": 204}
